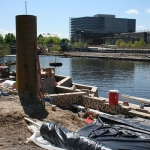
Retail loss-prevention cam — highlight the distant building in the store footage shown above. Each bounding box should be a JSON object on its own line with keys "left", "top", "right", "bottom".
{"left": 37, "top": 33, "right": 58, "bottom": 40}
{"left": 105, "top": 32, "right": 149, "bottom": 45}
{"left": 147, "top": 32, "right": 150, "bottom": 44}
{"left": 70, "top": 14, "right": 136, "bottom": 44}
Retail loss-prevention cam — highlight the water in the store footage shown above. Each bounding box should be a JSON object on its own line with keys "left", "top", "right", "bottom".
{"left": 1, "top": 55, "right": 150, "bottom": 103}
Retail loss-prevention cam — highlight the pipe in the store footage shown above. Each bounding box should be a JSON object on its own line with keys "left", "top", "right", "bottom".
{"left": 24, "top": 117, "right": 41, "bottom": 128}
{"left": 121, "top": 94, "right": 150, "bottom": 104}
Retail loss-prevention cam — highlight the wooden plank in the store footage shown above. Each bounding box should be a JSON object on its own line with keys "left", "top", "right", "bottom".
{"left": 121, "top": 94, "right": 150, "bottom": 104}
{"left": 129, "top": 110, "right": 150, "bottom": 117}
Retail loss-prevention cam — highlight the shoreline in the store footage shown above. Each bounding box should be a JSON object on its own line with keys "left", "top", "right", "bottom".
{"left": 4, "top": 52, "right": 150, "bottom": 63}
{"left": 2, "top": 52, "right": 148, "bottom": 70}
{"left": 60, "top": 52, "right": 150, "bottom": 62}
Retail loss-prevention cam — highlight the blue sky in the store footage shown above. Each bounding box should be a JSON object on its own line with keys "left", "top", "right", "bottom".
{"left": 0, "top": 0, "right": 150, "bottom": 39}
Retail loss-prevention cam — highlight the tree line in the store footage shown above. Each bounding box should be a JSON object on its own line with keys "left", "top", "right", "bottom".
{"left": 0, "top": 33, "right": 88, "bottom": 55}
{"left": 0, "top": 33, "right": 16, "bottom": 57}
{"left": 1, "top": 32, "right": 150, "bottom": 57}
{"left": 115, "top": 38, "right": 150, "bottom": 49}
{"left": 37, "top": 36, "right": 69, "bottom": 52}
{"left": 0, "top": 33, "right": 16, "bottom": 44}
{"left": 37, "top": 36, "right": 89, "bottom": 52}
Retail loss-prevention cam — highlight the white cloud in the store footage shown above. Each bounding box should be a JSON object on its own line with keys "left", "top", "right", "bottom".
{"left": 145, "top": 8, "right": 150, "bottom": 13}
{"left": 52, "top": 32, "right": 69, "bottom": 39}
{"left": 125, "top": 9, "right": 139, "bottom": 14}
{"left": 38, "top": 32, "right": 70, "bottom": 39}
{"left": 0, "top": 29, "right": 70, "bottom": 39}
{"left": 0, "top": 29, "right": 16, "bottom": 37}
{"left": 136, "top": 26, "right": 145, "bottom": 29}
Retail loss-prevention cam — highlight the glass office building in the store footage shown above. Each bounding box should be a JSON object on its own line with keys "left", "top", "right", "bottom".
{"left": 70, "top": 14, "right": 136, "bottom": 44}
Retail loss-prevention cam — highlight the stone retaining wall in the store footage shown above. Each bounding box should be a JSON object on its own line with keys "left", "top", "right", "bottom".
{"left": 46, "top": 92, "right": 84, "bottom": 109}
{"left": 45, "top": 74, "right": 150, "bottom": 119}
{"left": 46, "top": 92, "right": 132, "bottom": 116}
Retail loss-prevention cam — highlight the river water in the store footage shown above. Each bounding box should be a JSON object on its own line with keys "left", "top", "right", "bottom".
{"left": 1, "top": 55, "right": 150, "bottom": 103}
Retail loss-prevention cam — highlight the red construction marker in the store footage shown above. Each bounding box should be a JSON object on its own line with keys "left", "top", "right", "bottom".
{"left": 85, "top": 117, "right": 94, "bottom": 124}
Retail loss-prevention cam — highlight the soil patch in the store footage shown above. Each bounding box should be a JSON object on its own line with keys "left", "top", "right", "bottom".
{"left": 0, "top": 95, "right": 85, "bottom": 149}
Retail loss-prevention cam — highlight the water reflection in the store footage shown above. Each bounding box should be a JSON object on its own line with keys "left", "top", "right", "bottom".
{"left": 1, "top": 55, "right": 150, "bottom": 102}
{"left": 70, "top": 58, "right": 136, "bottom": 99}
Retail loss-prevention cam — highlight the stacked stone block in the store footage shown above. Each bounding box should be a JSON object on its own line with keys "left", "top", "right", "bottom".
{"left": 47, "top": 92, "right": 85, "bottom": 109}
{"left": 47, "top": 92, "right": 132, "bottom": 116}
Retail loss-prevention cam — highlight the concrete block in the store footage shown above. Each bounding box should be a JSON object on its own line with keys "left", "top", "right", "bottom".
{"left": 71, "top": 85, "right": 76, "bottom": 91}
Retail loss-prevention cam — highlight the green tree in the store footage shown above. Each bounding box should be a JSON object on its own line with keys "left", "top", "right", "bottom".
{"left": 53, "top": 37, "right": 61, "bottom": 45}
{"left": 83, "top": 42, "right": 88, "bottom": 48}
{"left": 0, "top": 47, "right": 4, "bottom": 57}
{"left": 51, "top": 45, "right": 61, "bottom": 51}
{"left": 0, "top": 45, "right": 10, "bottom": 57}
{"left": 115, "top": 39, "right": 124, "bottom": 48}
{"left": 120, "top": 41, "right": 126, "bottom": 49}
{"left": 0, "top": 34, "right": 4, "bottom": 44}
{"left": 46, "top": 37, "right": 54, "bottom": 45}
{"left": 4, "top": 33, "right": 16, "bottom": 44}
{"left": 4, "top": 45, "right": 11, "bottom": 55}
{"left": 139, "top": 38, "right": 146, "bottom": 49}
{"left": 72, "top": 42, "right": 88, "bottom": 52}
{"left": 61, "top": 38, "right": 70, "bottom": 43}
{"left": 37, "top": 37, "right": 46, "bottom": 46}
{"left": 147, "top": 44, "right": 150, "bottom": 49}
{"left": 72, "top": 42, "right": 77, "bottom": 51}
{"left": 127, "top": 41, "right": 132, "bottom": 49}
{"left": 132, "top": 41, "right": 139, "bottom": 49}
{"left": 76, "top": 42, "right": 84, "bottom": 48}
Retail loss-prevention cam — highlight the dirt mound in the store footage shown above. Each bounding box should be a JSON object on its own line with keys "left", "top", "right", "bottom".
{"left": 0, "top": 111, "right": 23, "bottom": 125}
{"left": 0, "top": 95, "right": 85, "bottom": 149}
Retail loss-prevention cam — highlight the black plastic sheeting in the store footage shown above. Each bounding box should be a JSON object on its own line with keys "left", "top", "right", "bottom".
{"left": 40, "top": 117, "right": 150, "bottom": 150}
{"left": 100, "top": 113, "right": 150, "bottom": 132}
